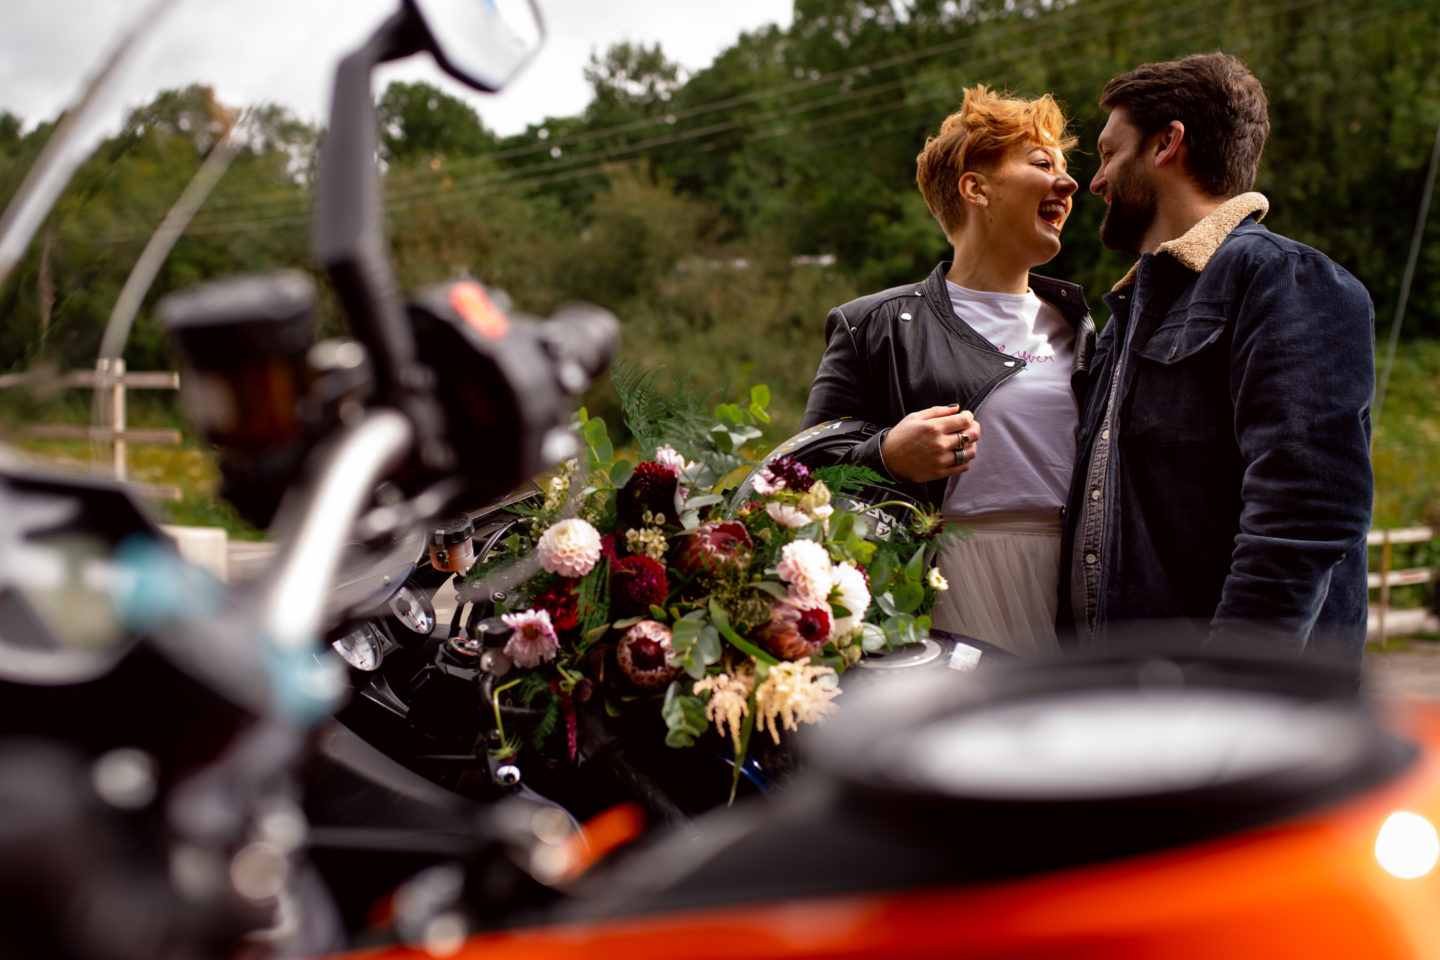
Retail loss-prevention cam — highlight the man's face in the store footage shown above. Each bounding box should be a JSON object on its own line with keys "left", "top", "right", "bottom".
{"left": 1091, "top": 108, "right": 1157, "bottom": 256}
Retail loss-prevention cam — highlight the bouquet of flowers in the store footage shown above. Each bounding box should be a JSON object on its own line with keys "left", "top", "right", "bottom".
{"left": 464, "top": 367, "right": 953, "bottom": 784}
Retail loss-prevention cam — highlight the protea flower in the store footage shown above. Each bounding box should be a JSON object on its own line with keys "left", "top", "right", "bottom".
{"left": 756, "top": 596, "right": 832, "bottom": 661}
{"left": 617, "top": 461, "right": 679, "bottom": 526}
{"left": 672, "top": 519, "right": 753, "bottom": 579}
{"left": 616, "top": 620, "right": 679, "bottom": 689}
{"left": 610, "top": 553, "right": 669, "bottom": 617}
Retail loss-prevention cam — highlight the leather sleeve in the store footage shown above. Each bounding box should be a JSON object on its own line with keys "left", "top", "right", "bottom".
{"left": 799, "top": 306, "right": 896, "bottom": 481}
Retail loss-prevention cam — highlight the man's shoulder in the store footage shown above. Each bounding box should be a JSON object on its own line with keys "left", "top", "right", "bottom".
{"left": 1215, "top": 221, "right": 1362, "bottom": 281}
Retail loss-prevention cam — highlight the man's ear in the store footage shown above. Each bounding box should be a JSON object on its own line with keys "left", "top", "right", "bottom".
{"left": 1152, "top": 120, "right": 1187, "bottom": 169}
{"left": 959, "top": 170, "right": 989, "bottom": 208}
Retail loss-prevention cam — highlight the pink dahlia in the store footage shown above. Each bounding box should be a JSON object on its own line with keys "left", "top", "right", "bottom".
{"left": 537, "top": 518, "right": 602, "bottom": 578}
{"left": 672, "top": 520, "right": 753, "bottom": 579}
{"left": 610, "top": 553, "right": 669, "bottom": 617}
{"left": 756, "top": 597, "right": 832, "bottom": 661}
{"left": 616, "top": 620, "right": 679, "bottom": 690}
{"left": 501, "top": 609, "right": 560, "bottom": 668}
{"left": 777, "top": 538, "right": 834, "bottom": 604}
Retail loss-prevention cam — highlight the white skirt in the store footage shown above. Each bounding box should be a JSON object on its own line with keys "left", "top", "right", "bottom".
{"left": 929, "top": 512, "right": 1063, "bottom": 658}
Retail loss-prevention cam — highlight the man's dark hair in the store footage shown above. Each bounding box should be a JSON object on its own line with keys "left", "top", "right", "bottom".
{"left": 1100, "top": 52, "right": 1270, "bottom": 197}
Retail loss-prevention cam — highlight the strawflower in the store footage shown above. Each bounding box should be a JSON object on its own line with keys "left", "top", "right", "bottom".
{"left": 501, "top": 609, "right": 560, "bottom": 668}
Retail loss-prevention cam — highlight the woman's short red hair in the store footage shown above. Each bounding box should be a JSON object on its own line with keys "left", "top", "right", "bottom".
{"left": 916, "top": 85, "right": 1076, "bottom": 241}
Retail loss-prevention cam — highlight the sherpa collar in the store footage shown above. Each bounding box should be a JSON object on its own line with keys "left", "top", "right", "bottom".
{"left": 1112, "top": 191, "right": 1269, "bottom": 291}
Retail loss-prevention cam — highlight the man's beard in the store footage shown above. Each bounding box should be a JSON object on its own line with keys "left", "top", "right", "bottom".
{"left": 1099, "top": 163, "right": 1158, "bottom": 256}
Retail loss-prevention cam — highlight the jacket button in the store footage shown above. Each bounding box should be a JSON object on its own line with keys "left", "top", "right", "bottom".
{"left": 900, "top": 312, "right": 912, "bottom": 321}
{"left": 1060, "top": 289, "right": 1069, "bottom": 297}
{"left": 851, "top": 326, "right": 859, "bottom": 334}
{"left": 1003, "top": 360, "right": 1016, "bottom": 367}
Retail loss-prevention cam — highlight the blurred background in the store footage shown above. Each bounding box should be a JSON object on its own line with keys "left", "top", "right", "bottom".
{"left": 0, "top": 0, "right": 1436, "bottom": 608}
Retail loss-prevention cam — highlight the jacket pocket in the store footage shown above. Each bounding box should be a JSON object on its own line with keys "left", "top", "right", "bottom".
{"left": 1128, "top": 312, "right": 1230, "bottom": 446}
{"left": 1137, "top": 313, "right": 1226, "bottom": 364}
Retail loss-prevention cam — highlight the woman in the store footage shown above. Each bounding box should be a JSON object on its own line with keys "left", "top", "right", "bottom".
{"left": 800, "top": 85, "right": 1095, "bottom": 657}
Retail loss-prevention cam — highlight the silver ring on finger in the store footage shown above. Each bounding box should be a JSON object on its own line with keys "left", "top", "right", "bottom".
{"left": 954, "top": 445, "right": 969, "bottom": 466}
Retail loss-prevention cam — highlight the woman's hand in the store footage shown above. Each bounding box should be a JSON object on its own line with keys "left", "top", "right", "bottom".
{"left": 881, "top": 404, "right": 980, "bottom": 483}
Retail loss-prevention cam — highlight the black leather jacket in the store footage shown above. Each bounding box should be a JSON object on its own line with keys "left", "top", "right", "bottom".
{"left": 799, "top": 261, "right": 1096, "bottom": 507}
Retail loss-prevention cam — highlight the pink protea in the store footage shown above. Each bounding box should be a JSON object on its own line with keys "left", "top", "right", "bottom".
{"left": 537, "top": 518, "right": 602, "bottom": 578}
{"left": 756, "top": 597, "right": 832, "bottom": 661}
{"left": 616, "top": 619, "right": 679, "bottom": 690}
{"left": 501, "top": 609, "right": 560, "bottom": 668}
{"left": 672, "top": 519, "right": 753, "bottom": 579}
{"left": 610, "top": 553, "right": 669, "bottom": 617}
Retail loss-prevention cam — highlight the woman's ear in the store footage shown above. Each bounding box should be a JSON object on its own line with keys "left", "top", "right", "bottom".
{"left": 959, "top": 171, "right": 988, "bottom": 208}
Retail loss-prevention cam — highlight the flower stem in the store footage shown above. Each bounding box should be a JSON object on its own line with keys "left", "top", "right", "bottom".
{"left": 491, "top": 677, "right": 522, "bottom": 758}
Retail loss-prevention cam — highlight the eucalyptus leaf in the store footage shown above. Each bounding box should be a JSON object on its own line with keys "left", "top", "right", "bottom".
{"left": 648, "top": 604, "right": 669, "bottom": 621}
{"left": 610, "top": 460, "right": 634, "bottom": 487}
{"left": 875, "top": 591, "right": 898, "bottom": 617}
{"left": 752, "top": 580, "right": 788, "bottom": 600}
{"left": 860, "top": 624, "right": 888, "bottom": 653}
{"left": 891, "top": 580, "right": 923, "bottom": 614}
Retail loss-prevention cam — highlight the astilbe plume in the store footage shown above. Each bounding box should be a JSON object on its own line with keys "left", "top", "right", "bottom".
{"left": 610, "top": 553, "right": 669, "bottom": 617}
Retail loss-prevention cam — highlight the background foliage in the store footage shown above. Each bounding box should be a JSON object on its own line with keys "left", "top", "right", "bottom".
{"left": 2, "top": 0, "right": 1439, "bottom": 531}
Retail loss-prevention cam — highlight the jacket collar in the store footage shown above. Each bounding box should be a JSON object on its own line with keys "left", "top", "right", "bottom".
{"left": 1111, "top": 191, "right": 1269, "bottom": 291}
{"left": 928, "top": 262, "right": 1091, "bottom": 326}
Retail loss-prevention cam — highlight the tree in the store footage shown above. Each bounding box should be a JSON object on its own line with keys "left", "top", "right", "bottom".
{"left": 376, "top": 80, "right": 496, "bottom": 163}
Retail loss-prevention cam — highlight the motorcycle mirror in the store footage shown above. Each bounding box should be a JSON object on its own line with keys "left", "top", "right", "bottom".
{"left": 405, "top": 0, "right": 544, "bottom": 93}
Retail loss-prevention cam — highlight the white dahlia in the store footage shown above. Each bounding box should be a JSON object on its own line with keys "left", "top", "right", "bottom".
{"left": 536, "top": 517, "right": 602, "bottom": 578}
{"left": 829, "top": 561, "right": 871, "bottom": 639}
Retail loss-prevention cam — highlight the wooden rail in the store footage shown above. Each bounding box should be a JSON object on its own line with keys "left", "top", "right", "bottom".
{"left": 1369, "top": 525, "right": 1438, "bottom": 645}
{"left": 1, "top": 359, "right": 182, "bottom": 499}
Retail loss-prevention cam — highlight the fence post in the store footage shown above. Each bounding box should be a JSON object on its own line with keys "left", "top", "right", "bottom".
{"left": 1379, "top": 528, "right": 1392, "bottom": 650}
{"left": 108, "top": 357, "right": 127, "bottom": 481}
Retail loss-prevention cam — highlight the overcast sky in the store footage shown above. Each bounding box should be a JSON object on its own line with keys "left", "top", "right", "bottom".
{"left": 0, "top": 0, "right": 794, "bottom": 138}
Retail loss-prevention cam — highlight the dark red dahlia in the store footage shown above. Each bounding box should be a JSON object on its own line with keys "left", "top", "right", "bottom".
{"left": 616, "top": 620, "right": 679, "bottom": 690}
{"left": 617, "top": 461, "right": 679, "bottom": 526}
{"left": 766, "top": 456, "right": 815, "bottom": 493}
{"left": 672, "top": 519, "right": 753, "bottom": 579}
{"left": 532, "top": 579, "right": 579, "bottom": 633}
{"left": 756, "top": 596, "right": 831, "bottom": 660}
{"left": 600, "top": 531, "right": 624, "bottom": 559}
{"left": 609, "top": 553, "right": 669, "bottom": 617}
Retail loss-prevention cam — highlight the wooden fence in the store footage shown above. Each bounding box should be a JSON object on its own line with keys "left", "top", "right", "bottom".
{"left": 0, "top": 358, "right": 182, "bottom": 498}
{"left": 1369, "top": 525, "right": 1438, "bottom": 645}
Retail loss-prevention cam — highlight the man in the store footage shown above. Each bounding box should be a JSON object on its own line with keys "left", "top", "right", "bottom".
{"left": 1059, "top": 52, "right": 1375, "bottom": 668}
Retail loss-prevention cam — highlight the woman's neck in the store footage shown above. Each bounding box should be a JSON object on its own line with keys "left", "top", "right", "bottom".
{"left": 945, "top": 245, "right": 1030, "bottom": 294}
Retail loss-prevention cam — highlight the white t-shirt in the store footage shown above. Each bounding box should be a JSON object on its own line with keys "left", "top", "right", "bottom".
{"left": 941, "top": 281, "right": 1078, "bottom": 520}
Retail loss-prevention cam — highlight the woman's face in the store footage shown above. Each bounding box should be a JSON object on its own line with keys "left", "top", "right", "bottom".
{"left": 978, "top": 142, "right": 1078, "bottom": 267}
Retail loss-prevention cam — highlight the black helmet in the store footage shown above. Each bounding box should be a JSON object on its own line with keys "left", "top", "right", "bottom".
{"left": 728, "top": 417, "right": 930, "bottom": 542}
